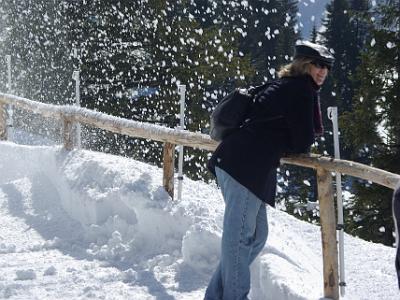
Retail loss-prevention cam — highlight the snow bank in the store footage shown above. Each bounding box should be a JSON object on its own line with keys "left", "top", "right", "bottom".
{"left": 0, "top": 141, "right": 398, "bottom": 299}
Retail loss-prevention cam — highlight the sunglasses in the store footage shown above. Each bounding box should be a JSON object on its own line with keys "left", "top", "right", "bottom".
{"left": 311, "top": 61, "right": 331, "bottom": 71}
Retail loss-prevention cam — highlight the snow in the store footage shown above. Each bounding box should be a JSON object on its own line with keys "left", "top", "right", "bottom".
{"left": 0, "top": 140, "right": 399, "bottom": 300}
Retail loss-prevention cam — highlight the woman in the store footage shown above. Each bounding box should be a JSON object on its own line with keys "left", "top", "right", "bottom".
{"left": 205, "top": 41, "right": 335, "bottom": 300}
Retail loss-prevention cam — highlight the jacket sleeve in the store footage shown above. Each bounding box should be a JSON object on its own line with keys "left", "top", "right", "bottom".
{"left": 284, "top": 82, "right": 315, "bottom": 154}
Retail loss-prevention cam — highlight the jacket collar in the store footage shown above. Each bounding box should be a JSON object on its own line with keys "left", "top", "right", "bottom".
{"left": 281, "top": 74, "right": 321, "bottom": 91}
{"left": 302, "top": 74, "right": 321, "bottom": 91}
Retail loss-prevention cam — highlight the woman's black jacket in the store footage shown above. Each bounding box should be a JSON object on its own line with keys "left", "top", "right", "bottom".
{"left": 208, "top": 74, "right": 321, "bottom": 207}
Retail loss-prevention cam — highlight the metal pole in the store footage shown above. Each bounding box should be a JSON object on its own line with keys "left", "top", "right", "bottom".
{"left": 327, "top": 106, "right": 346, "bottom": 296}
{"left": 177, "top": 84, "right": 186, "bottom": 201}
{"left": 6, "top": 55, "right": 13, "bottom": 141}
{"left": 72, "top": 70, "right": 81, "bottom": 149}
{"left": 72, "top": 48, "right": 82, "bottom": 149}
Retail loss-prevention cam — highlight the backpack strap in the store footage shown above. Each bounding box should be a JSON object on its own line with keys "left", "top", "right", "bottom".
{"left": 248, "top": 82, "right": 272, "bottom": 96}
{"left": 242, "top": 80, "right": 284, "bottom": 128}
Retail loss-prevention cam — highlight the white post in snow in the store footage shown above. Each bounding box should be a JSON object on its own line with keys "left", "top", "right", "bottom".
{"left": 6, "top": 55, "right": 13, "bottom": 141}
{"left": 177, "top": 84, "right": 186, "bottom": 201}
{"left": 327, "top": 106, "right": 346, "bottom": 297}
{"left": 72, "top": 48, "right": 82, "bottom": 149}
{"left": 72, "top": 70, "right": 81, "bottom": 149}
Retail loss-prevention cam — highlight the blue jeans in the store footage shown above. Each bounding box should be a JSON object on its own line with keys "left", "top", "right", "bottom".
{"left": 205, "top": 167, "right": 268, "bottom": 300}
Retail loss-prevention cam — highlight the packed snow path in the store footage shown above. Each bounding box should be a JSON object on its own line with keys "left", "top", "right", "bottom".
{"left": 0, "top": 141, "right": 398, "bottom": 299}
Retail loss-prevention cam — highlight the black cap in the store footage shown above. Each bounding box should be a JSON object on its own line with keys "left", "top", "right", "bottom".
{"left": 294, "top": 40, "right": 335, "bottom": 67}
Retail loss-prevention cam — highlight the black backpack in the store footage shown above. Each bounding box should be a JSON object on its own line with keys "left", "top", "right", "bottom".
{"left": 210, "top": 83, "right": 270, "bottom": 141}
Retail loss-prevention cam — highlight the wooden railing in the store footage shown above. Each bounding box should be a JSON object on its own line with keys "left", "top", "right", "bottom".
{"left": 1, "top": 92, "right": 399, "bottom": 300}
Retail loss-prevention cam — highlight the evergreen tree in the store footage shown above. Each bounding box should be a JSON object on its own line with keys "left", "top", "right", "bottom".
{"left": 274, "top": 0, "right": 300, "bottom": 68}
{"left": 310, "top": 23, "right": 318, "bottom": 42}
{"left": 137, "top": 0, "right": 255, "bottom": 179}
{"left": 191, "top": 0, "right": 300, "bottom": 82}
{"left": 66, "top": 0, "right": 256, "bottom": 179}
{"left": 0, "top": 0, "right": 74, "bottom": 103}
{"left": 67, "top": 0, "right": 147, "bottom": 117}
{"left": 341, "top": 0, "right": 400, "bottom": 245}
{"left": 238, "top": 0, "right": 300, "bottom": 82}
{"left": 320, "top": 0, "right": 370, "bottom": 156}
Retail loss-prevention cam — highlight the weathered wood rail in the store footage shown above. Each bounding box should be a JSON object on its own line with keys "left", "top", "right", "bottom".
{"left": 1, "top": 92, "right": 399, "bottom": 300}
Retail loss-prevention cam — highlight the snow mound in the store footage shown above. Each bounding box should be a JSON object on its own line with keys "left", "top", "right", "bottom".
{"left": 0, "top": 141, "right": 398, "bottom": 300}
{"left": 182, "top": 220, "right": 221, "bottom": 273}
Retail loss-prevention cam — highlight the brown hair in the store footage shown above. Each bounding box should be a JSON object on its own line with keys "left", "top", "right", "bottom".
{"left": 277, "top": 57, "right": 314, "bottom": 78}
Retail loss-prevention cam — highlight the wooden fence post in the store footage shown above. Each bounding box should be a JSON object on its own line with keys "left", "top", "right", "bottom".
{"left": 0, "top": 103, "right": 7, "bottom": 140}
{"left": 163, "top": 142, "right": 175, "bottom": 199}
{"left": 317, "top": 167, "right": 339, "bottom": 300}
{"left": 62, "top": 116, "right": 74, "bottom": 150}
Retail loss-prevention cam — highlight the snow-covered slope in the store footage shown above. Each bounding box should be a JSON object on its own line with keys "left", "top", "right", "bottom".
{"left": 0, "top": 141, "right": 398, "bottom": 299}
